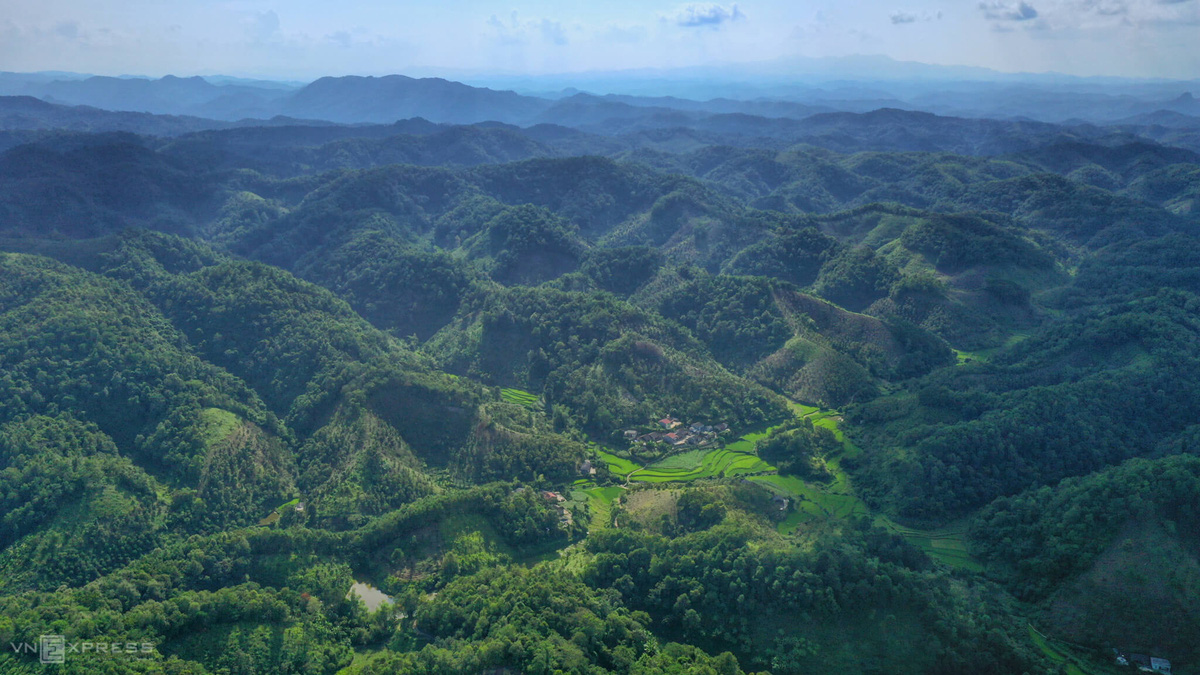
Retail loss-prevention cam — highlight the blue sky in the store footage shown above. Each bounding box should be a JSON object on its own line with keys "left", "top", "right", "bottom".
{"left": 1, "top": 0, "right": 1198, "bottom": 80}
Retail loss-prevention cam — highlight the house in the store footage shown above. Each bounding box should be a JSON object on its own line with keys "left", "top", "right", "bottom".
{"left": 1125, "top": 653, "right": 1170, "bottom": 672}
{"left": 686, "top": 434, "right": 702, "bottom": 446}
{"left": 715, "top": 423, "right": 729, "bottom": 432}
{"left": 580, "top": 460, "right": 595, "bottom": 476}
{"left": 623, "top": 430, "right": 638, "bottom": 440}
{"left": 658, "top": 417, "right": 681, "bottom": 429}
{"left": 294, "top": 502, "right": 305, "bottom": 513}
{"left": 636, "top": 433, "right": 657, "bottom": 443}
{"left": 689, "top": 423, "right": 705, "bottom": 434}
{"left": 665, "top": 432, "right": 685, "bottom": 446}
{"left": 541, "top": 491, "right": 566, "bottom": 503}
{"left": 771, "top": 496, "right": 789, "bottom": 511}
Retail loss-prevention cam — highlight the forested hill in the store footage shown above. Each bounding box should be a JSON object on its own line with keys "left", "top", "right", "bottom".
{"left": 1, "top": 104, "right": 1200, "bottom": 674}
{"left": 10, "top": 92, "right": 1200, "bottom": 158}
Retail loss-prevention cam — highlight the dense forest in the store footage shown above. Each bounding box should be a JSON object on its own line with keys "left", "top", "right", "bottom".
{"left": 2, "top": 101, "right": 1199, "bottom": 674}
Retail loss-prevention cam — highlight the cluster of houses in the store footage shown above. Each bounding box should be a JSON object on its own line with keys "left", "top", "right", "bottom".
{"left": 540, "top": 490, "right": 573, "bottom": 526}
{"left": 1114, "top": 650, "right": 1171, "bottom": 673}
{"left": 622, "top": 416, "right": 730, "bottom": 449}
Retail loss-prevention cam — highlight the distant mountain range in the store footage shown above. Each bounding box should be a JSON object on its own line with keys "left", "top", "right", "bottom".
{"left": 4, "top": 63, "right": 1200, "bottom": 127}
{"left": 7, "top": 93, "right": 1188, "bottom": 166}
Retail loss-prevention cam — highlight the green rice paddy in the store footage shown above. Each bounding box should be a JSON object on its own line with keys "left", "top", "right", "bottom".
{"left": 636, "top": 447, "right": 773, "bottom": 482}
{"left": 788, "top": 401, "right": 822, "bottom": 417}
{"left": 596, "top": 446, "right": 772, "bottom": 483}
{"left": 749, "top": 474, "right": 871, "bottom": 533}
{"left": 640, "top": 448, "right": 707, "bottom": 471}
{"left": 499, "top": 387, "right": 540, "bottom": 408}
{"left": 953, "top": 331, "right": 1031, "bottom": 365}
{"left": 595, "top": 450, "right": 641, "bottom": 478}
{"left": 568, "top": 481, "right": 624, "bottom": 529}
{"left": 1027, "top": 625, "right": 1115, "bottom": 675}
{"left": 582, "top": 486, "right": 623, "bottom": 529}
{"left": 880, "top": 520, "right": 982, "bottom": 571}
{"left": 588, "top": 403, "right": 982, "bottom": 572}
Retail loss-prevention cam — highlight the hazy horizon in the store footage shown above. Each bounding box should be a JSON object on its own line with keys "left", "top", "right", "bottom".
{"left": 9, "top": 50, "right": 1200, "bottom": 86}
{"left": 2, "top": 1, "right": 1198, "bottom": 82}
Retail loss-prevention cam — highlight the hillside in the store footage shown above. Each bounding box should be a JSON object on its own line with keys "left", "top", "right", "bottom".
{"left": 1, "top": 104, "right": 1199, "bottom": 675}
{"left": 971, "top": 455, "right": 1200, "bottom": 666}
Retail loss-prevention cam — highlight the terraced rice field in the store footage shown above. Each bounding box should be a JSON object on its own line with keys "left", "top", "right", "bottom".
{"left": 639, "top": 449, "right": 707, "bottom": 471}
{"left": 738, "top": 406, "right": 872, "bottom": 533}
{"left": 635, "top": 447, "right": 773, "bottom": 482}
{"left": 720, "top": 431, "right": 770, "bottom": 454}
{"left": 592, "top": 405, "right": 987, "bottom": 573}
{"left": 954, "top": 331, "right": 1031, "bottom": 365}
{"left": 595, "top": 450, "right": 641, "bottom": 478}
{"left": 810, "top": 413, "right": 861, "bottom": 459}
{"left": 881, "top": 521, "right": 982, "bottom": 571}
{"left": 789, "top": 402, "right": 822, "bottom": 417}
{"left": 1027, "top": 625, "right": 1104, "bottom": 675}
{"left": 570, "top": 483, "right": 624, "bottom": 529}
{"left": 596, "top": 444, "right": 773, "bottom": 483}
{"left": 596, "top": 406, "right": 855, "bottom": 500}
{"left": 749, "top": 474, "right": 871, "bottom": 533}
{"left": 499, "top": 387, "right": 540, "bottom": 408}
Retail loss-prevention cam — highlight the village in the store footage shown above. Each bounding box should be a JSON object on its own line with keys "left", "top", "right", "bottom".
{"left": 622, "top": 415, "right": 730, "bottom": 449}
{"left": 538, "top": 489, "right": 573, "bottom": 527}
{"left": 532, "top": 415, "right": 735, "bottom": 529}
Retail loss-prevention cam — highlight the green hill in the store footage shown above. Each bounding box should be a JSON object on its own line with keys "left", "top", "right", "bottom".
{"left": 2, "top": 119, "right": 1200, "bottom": 674}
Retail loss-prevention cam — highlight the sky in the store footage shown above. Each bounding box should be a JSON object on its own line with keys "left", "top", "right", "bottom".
{"left": 1, "top": 0, "right": 1198, "bottom": 81}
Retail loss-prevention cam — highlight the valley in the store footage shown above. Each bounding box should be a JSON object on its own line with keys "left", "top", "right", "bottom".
{"left": 0, "top": 71, "right": 1198, "bottom": 675}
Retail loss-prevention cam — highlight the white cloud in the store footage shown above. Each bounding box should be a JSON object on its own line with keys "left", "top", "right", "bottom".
{"left": 485, "top": 11, "right": 572, "bottom": 46}
{"left": 891, "top": 10, "right": 944, "bottom": 24}
{"left": 977, "top": 0, "right": 1200, "bottom": 31}
{"left": 979, "top": 1, "right": 1040, "bottom": 21}
{"left": 668, "top": 4, "right": 745, "bottom": 28}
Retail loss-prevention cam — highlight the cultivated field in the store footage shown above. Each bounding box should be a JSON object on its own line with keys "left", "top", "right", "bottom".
{"left": 499, "top": 387, "right": 540, "bottom": 408}
{"left": 589, "top": 403, "right": 983, "bottom": 572}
